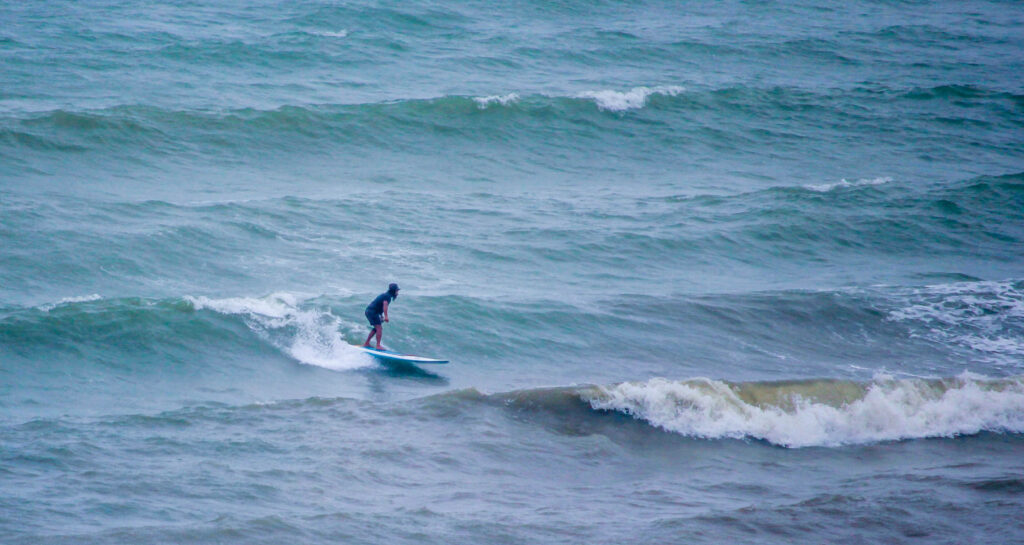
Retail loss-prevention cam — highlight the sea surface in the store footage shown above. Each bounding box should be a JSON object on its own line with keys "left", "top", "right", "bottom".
{"left": 2, "top": 0, "right": 1024, "bottom": 543}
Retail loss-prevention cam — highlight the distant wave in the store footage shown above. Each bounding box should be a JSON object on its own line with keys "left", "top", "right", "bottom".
{"left": 901, "top": 84, "right": 1024, "bottom": 102}
{"left": 36, "top": 294, "right": 102, "bottom": 312}
{"left": 573, "top": 85, "right": 685, "bottom": 112}
{"left": 804, "top": 177, "right": 892, "bottom": 192}
{"left": 308, "top": 29, "right": 349, "bottom": 38}
{"left": 473, "top": 93, "right": 520, "bottom": 108}
{"left": 4, "top": 82, "right": 1017, "bottom": 158}
{"left": 664, "top": 173, "right": 1023, "bottom": 270}
{"left": 6, "top": 172, "right": 1020, "bottom": 275}
{"left": 473, "top": 87, "right": 685, "bottom": 111}
{"left": 0, "top": 89, "right": 688, "bottom": 155}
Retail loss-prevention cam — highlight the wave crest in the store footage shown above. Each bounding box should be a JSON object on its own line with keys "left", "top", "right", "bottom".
{"left": 574, "top": 85, "right": 685, "bottom": 112}
{"left": 186, "top": 293, "right": 370, "bottom": 371}
{"left": 805, "top": 177, "right": 892, "bottom": 192}
{"left": 473, "top": 93, "right": 520, "bottom": 108}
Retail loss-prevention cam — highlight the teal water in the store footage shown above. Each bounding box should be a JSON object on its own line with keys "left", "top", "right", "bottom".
{"left": 2, "top": 0, "right": 1024, "bottom": 543}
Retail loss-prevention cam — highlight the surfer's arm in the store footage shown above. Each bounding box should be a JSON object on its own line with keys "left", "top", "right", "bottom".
{"left": 382, "top": 300, "right": 389, "bottom": 322}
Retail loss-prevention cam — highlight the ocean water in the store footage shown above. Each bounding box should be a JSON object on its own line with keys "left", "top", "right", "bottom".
{"left": 2, "top": 0, "right": 1024, "bottom": 543}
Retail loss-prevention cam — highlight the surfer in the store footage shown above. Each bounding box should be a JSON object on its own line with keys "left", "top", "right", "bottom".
{"left": 363, "top": 283, "right": 399, "bottom": 349}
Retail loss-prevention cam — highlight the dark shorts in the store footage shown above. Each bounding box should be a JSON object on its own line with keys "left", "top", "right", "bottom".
{"left": 365, "top": 309, "right": 383, "bottom": 327}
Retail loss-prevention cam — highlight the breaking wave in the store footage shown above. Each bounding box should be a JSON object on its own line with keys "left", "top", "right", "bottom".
{"left": 584, "top": 374, "right": 1024, "bottom": 447}
{"left": 185, "top": 294, "right": 371, "bottom": 371}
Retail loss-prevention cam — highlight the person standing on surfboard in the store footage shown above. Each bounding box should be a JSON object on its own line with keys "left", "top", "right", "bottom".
{"left": 363, "top": 283, "right": 399, "bottom": 349}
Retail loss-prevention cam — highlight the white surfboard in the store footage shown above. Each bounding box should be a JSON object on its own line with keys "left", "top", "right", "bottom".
{"left": 355, "top": 345, "right": 449, "bottom": 364}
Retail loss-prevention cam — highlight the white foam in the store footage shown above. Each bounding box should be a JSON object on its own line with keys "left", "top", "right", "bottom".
{"left": 587, "top": 375, "right": 1024, "bottom": 448}
{"left": 886, "top": 280, "right": 1024, "bottom": 363}
{"left": 186, "top": 293, "right": 371, "bottom": 371}
{"left": 38, "top": 294, "right": 103, "bottom": 312}
{"left": 473, "top": 93, "right": 520, "bottom": 108}
{"left": 575, "top": 85, "right": 685, "bottom": 112}
{"left": 312, "top": 29, "right": 349, "bottom": 38}
{"left": 188, "top": 293, "right": 298, "bottom": 319}
{"left": 960, "top": 336, "right": 1024, "bottom": 356}
{"left": 805, "top": 177, "right": 892, "bottom": 192}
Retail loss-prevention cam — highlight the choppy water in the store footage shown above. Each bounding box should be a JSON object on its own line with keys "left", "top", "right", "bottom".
{"left": 2, "top": 0, "right": 1024, "bottom": 543}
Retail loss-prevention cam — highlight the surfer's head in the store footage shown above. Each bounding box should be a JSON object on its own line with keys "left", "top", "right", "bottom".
{"left": 388, "top": 283, "right": 400, "bottom": 299}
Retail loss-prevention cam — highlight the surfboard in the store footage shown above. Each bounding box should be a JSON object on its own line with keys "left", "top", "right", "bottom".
{"left": 355, "top": 345, "right": 449, "bottom": 364}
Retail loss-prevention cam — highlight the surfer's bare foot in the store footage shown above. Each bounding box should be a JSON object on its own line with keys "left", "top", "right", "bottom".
{"left": 362, "top": 343, "right": 371, "bottom": 347}
{"left": 375, "top": 345, "right": 382, "bottom": 350}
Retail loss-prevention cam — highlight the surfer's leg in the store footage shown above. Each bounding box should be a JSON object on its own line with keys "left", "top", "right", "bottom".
{"left": 374, "top": 325, "right": 383, "bottom": 349}
{"left": 364, "top": 311, "right": 382, "bottom": 346}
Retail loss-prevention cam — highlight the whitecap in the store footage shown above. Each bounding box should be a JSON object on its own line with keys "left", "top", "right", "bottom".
{"left": 805, "top": 177, "right": 892, "bottom": 192}
{"left": 473, "top": 93, "right": 520, "bottom": 108}
{"left": 575, "top": 85, "right": 685, "bottom": 112}
{"left": 312, "top": 29, "right": 349, "bottom": 38}
{"left": 38, "top": 294, "right": 103, "bottom": 312}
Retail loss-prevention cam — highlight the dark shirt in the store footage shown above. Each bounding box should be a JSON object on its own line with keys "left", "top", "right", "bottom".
{"left": 366, "top": 292, "right": 394, "bottom": 315}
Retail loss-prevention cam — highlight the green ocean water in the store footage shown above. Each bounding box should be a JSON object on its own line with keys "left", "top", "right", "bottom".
{"left": 2, "top": 0, "right": 1024, "bottom": 543}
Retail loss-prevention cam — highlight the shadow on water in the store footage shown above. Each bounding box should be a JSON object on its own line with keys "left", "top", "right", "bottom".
{"left": 364, "top": 360, "right": 449, "bottom": 383}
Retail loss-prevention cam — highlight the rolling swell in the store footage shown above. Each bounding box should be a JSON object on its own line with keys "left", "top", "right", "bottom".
{"left": 706, "top": 173, "right": 1023, "bottom": 262}
{"left": 0, "top": 297, "right": 264, "bottom": 369}
{"left": 2, "top": 83, "right": 1019, "bottom": 158}
{"left": 0, "top": 90, "right": 691, "bottom": 155}
{"left": 2, "top": 173, "right": 1021, "bottom": 307}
